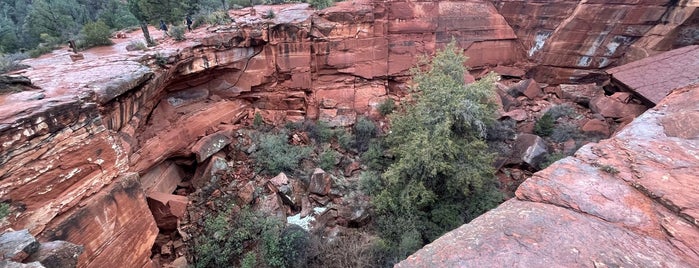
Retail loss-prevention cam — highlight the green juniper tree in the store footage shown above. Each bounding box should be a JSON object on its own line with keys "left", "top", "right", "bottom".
{"left": 370, "top": 40, "right": 504, "bottom": 264}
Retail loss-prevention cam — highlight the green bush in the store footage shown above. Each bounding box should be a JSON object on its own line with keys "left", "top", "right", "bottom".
{"left": 336, "top": 129, "right": 354, "bottom": 150}
{"left": 546, "top": 104, "right": 575, "bottom": 120}
{"left": 79, "top": 20, "right": 114, "bottom": 49}
{"left": 319, "top": 149, "right": 338, "bottom": 171}
{"left": 534, "top": 112, "right": 555, "bottom": 136}
{"left": 128, "top": 40, "right": 147, "bottom": 51}
{"left": 264, "top": 9, "right": 275, "bottom": 19}
{"left": 253, "top": 132, "right": 311, "bottom": 174}
{"left": 28, "top": 34, "right": 61, "bottom": 58}
{"left": 354, "top": 117, "right": 377, "bottom": 152}
{"left": 303, "top": 120, "right": 333, "bottom": 143}
{"left": 378, "top": 98, "right": 395, "bottom": 116}
{"left": 0, "top": 53, "right": 28, "bottom": 74}
{"left": 359, "top": 171, "right": 383, "bottom": 196}
{"left": 309, "top": 0, "right": 335, "bottom": 9}
{"left": 550, "top": 122, "right": 581, "bottom": 143}
{"left": 194, "top": 11, "right": 232, "bottom": 28}
{"left": 0, "top": 203, "right": 9, "bottom": 219}
{"left": 540, "top": 152, "right": 566, "bottom": 169}
{"left": 361, "top": 139, "right": 387, "bottom": 171}
{"left": 194, "top": 206, "right": 289, "bottom": 268}
{"left": 169, "top": 25, "right": 186, "bottom": 41}
{"left": 253, "top": 112, "right": 264, "bottom": 129}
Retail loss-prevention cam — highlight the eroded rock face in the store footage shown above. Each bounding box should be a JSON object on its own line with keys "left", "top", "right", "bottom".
{"left": 0, "top": 0, "right": 697, "bottom": 267}
{"left": 492, "top": 0, "right": 699, "bottom": 83}
{"left": 398, "top": 84, "right": 699, "bottom": 267}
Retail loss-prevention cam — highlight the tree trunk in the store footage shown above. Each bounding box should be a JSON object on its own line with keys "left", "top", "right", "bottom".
{"left": 140, "top": 21, "right": 153, "bottom": 46}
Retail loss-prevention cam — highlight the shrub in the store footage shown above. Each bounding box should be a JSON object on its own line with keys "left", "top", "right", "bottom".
{"left": 359, "top": 171, "right": 383, "bottom": 196}
{"left": 354, "top": 116, "right": 377, "bottom": 152}
{"left": 534, "top": 112, "right": 555, "bottom": 136}
{"left": 194, "top": 206, "right": 288, "bottom": 268}
{"left": 253, "top": 132, "right": 311, "bottom": 174}
{"left": 29, "top": 34, "right": 61, "bottom": 58}
{"left": 361, "top": 140, "right": 387, "bottom": 171}
{"left": 128, "top": 40, "right": 147, "bottom": 51}
{"left": 253, "top": 112, "right": 264, "bottom": 129}
{"left": 336, "top": 129, "right": 354, "bottom": 150}
{"left": 154, "top": 52, "right": 168, "bottom": 66}
{"left": 309, "top": 0, "right": 335, "bottom": 9}
{"left": 169, "top": 25, "right": 186, "bottom": 41}
{"left": 0, "top": 203, "right": 9, "bottom": 219}
{"left": 264, "top": 9, "right": 275, "bottom": 19}
{"left": 0, "top": 52, "right": 28, "bottom": 74}
{"left": 319, "top": 149, "right": 338, "bottom": 171}
{"left": 378, "top": 98, "right": 395, "bottom": 116}
{"left": 546, "top": 104, "right": 576, "bottom": 120}
{"left": 485, "top": 118, "right": 516, "bottom": 142}
{"left": 550, "top": 122, "right": 581, "bottom": 143}
{"left": 303, "top": 120, "right": 333, "bottom": 144}
{"left": 308, "top": 230, "right": 381, "bottom": 268}
{"left": 194, "top": 11, "right": 232, "bottom": 28}
{"left": 79, "top": 20, "right": 113, "bottom": 49}
{"left": 540, "top": 152, "right": 566, "bottom": 169}
{"left": 599, "top": 164, "right": 619, "bottom": 175}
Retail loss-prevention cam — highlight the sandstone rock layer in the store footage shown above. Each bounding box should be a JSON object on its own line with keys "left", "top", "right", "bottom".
{"left": 398, "top": 83, "right": 699, "bottom": 267}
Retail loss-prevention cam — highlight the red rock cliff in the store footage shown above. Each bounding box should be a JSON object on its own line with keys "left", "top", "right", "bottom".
{"left": 0, "top": 0, "right": 697, "bottom": 267}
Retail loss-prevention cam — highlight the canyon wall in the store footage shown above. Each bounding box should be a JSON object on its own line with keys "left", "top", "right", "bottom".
{"left": 492, "top": 0, "right": 699, "bottom": 83}
{"left": 398, "top": 81, "right": 699, "bottom": 268}
{"left": 0, "top": 0, "right": 697, "bottom": 266}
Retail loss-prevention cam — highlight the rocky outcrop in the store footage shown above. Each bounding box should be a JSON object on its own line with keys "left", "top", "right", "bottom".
{"left": 0, "top": 0, "right": 697, "bottom": 266}
{"left": 492, "top": 0, "right": 699, "bottom": 83}
{"left": 398, "top": 83, "right": 699, "bottom": 267}
{"left": 608, "top": 44, "right": 699, "bottom": 105}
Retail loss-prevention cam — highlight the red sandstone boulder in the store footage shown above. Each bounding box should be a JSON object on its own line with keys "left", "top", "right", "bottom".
{"left": 26, "top": 241, "right": 83, "bottom": 268}
{"left": 191, "top": 153, "right": 229, "bottom": 189}
{"left": 508, "top": 79, "right": 542, "bottom": 100}
{"left": 309, "top": 168, "right": 332, "bottom": 196}
{"left": 581, "top": 118, "right": 610, "bottom": 137}
{"left": 191, "top": 131, "right": 233, "bottom": 163}
{"left": 0, "top": 230, "right": 39, "bottom": 262}
{"left": 140, "top": 161, "right": 186, "bottom": 195}
{"left": 509, "top": 133, "right": 549, "bottom": 168}
{"left": 589, "top": 95, "right": 648, "bottom": 119}
{"left": 147, "top": 192, "right": 189, "bottom": 231}
{"left": 558, "top": 83, "right": 602, "bottom": 106}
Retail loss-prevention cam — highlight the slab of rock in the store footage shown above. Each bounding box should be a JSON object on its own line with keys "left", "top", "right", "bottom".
{"left": 492, "top": 66, "right": 525, "bottom": 78}
{"left": 0, "top": 229, "right": 39, "bottom": 262}
{"left": 308, "top": 168, "right": 331, "bottom": 196}
{"left": 140, "top": 161, "right": 186, "bottom": 195}
{"left": 191, "top": 153, "right": 229, "bottom": 189}
{"left": 581, "top": 118, "right": 610, "bottom": 137}
{"left": 270, "top": 172, "right": 289, "bottom": 187}
{"left": 589, "top": 95, "right": 648, "bottom": 119}
{"left": 558, "top": 83, "right": 602, "bottom": 106}
{"left": 191, "top": 131, "right": 233, "bottom": 163}
{"left": 25, "top": 241, "right": 83, "bottom": 268}
{"left": 38, "top": 173, "right": 158, "bottom": 268}
{"left": 399, "top": 83, "right": 699, "bottom": 267}
{"left": 500, "top": 109, "right": 527, "bottom": 122}
{"left": 510, "top": 133, "right": 548, "bottom": 168}
{"left": 508, "top": 79, "right": 541, "bottom": 100}
{"left": 147, "top": 192, "right": 189, "bottom": 230}
{"left": 0, "top": 261, "right": 45, "bottom": 268}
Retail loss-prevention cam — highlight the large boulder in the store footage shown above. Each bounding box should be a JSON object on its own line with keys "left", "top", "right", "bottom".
{"left": 191, "top": 153, "right": 229, "bottom": 189}
{"left": 146, "top": 192, "right": 189, "bottom": 231}
{"left": 191, "top": 131, "right": 233, "bottom": 163}
{"left": 510, "top": 133, "right": 549, "bottom": 168}
{"left": 0, "top": 229, "right": 39, "bottom": 262}
{"left": 308, "top": 168, "right": 332, "bottom": 196}
{"left": 558, "top": 83, "right": 602, "bottom": 106}
{"left": 25, "top": 241, "right": 83, "bottom": 268}
{"left": 589, "top": 95, "right": 648, "bottom": 119}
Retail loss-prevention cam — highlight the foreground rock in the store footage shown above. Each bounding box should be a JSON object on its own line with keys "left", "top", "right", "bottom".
{"left": 398, "top": 83, "right": 699, "bottom": 267}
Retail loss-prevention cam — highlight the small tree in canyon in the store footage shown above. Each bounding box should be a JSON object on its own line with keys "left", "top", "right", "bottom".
{"left": 370, "top": 41, "right": 504, "bottom": 263}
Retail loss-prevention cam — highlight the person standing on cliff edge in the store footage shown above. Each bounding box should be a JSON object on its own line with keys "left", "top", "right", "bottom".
{"left": 185, "top": 15, "right": 193, "bottom": 32}
{"left": 160, "top": 20, "right": 169, "bottom": 38}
